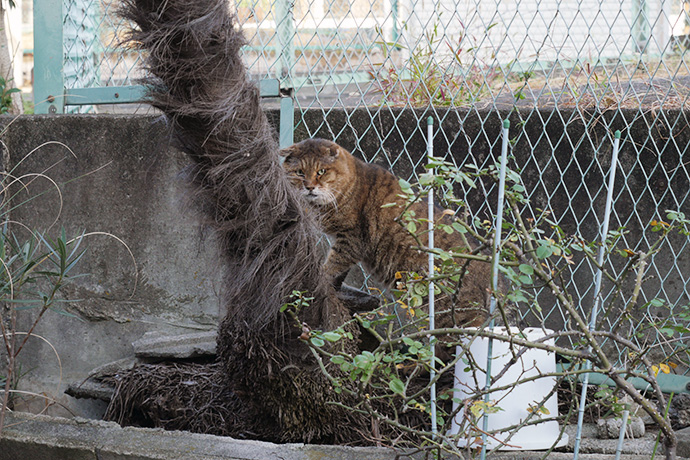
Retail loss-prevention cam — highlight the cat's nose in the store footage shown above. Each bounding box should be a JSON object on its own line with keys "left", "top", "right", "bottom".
{"left": 305, "top": 184, "right": 315, "bottom": 191}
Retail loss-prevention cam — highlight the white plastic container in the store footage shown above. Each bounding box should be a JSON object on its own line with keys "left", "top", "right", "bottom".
{"left": 449, "top": 327, "right": 568, "bottom": 450}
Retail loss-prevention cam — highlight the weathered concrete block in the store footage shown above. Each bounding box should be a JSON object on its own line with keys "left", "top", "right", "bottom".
{"left": 0, "top": 412, "right": 405, "bottom": 460}
{"left": 132, "top": 330, "right": 217, "bottom": 360}
{"left": 596, "top": 416, "right": 645, "bottom": 439}
{"left": 677, "top": 424, "right": 690, "bottom": 459}
{"left": 670, "top": 393, "right": 690, "bottom": 430}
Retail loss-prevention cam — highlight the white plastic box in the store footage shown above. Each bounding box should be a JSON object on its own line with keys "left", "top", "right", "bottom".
{"left": 449, "top": 327, "right": 569, "bottom": 450}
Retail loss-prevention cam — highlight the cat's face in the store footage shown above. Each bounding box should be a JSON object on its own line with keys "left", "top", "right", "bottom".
{"left": 281, "top": 139, "right": 351, "bottom": 206}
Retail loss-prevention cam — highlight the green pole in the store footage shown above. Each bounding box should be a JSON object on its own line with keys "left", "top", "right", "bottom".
{"left": 34, "top": 0, "right": 65, "bottom": 114}
{"left": 391, "top": 0, "right": 399, "bottom": 42}
{"left": 275, "top": 0, "right": 294, "bottom": 85}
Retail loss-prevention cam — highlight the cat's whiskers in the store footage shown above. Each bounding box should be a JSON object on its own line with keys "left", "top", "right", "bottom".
{"left": 321, "top": 188, "right": 338, "bottom": 210}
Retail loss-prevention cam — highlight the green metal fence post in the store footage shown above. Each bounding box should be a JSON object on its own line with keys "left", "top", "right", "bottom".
{"left": 279, "top": 92, "right": 294, "bottom": 148}
{"left": 391, "top": 0, "right": 399, "bottom": 42}
{"left": 632, "top": 0, "right": 650, "bottom": 53}
{"left": 33, "top": 0, "right": 65, "bottom": 114}
{"left": 275, "top": 0, "right": 295, "bottom": 83}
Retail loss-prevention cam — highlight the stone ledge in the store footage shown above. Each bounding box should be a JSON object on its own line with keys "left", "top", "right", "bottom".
{"left": 0, "top": 412, "right": 401, "bottom": 460}
{"left": 132, "top": 330, "right": 217, "bottom": 360}
{"left": 2, "top": 412, "right": 687, "bottom": 460}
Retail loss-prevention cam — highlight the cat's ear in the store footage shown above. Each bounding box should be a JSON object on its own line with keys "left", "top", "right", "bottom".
{"left": 279, "top": 145, "right": 296, "bottom": 161}
{"left": 328, "top": 146, "right": 340, "bottom": 158}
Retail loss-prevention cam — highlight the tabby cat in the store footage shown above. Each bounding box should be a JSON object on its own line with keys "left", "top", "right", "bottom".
{"left": 281, "top": 138, "right": 493, "bottom": 328}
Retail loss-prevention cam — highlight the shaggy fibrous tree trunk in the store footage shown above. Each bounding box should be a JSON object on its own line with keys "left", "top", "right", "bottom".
{"left": 119, "top": 0, "right": 360, "bottom": 442}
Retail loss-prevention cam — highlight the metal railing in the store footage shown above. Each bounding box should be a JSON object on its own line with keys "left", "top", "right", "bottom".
{"left": 33, "top": 0, "right": 295, "bottom": 147}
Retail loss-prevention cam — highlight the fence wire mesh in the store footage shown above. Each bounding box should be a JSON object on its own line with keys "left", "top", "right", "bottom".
{"left": 49, "top": 0, "right": 690, "bottom": 374}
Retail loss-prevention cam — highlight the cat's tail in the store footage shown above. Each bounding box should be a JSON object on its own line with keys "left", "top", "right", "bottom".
{"left": 119, "top": 0, "right": 328, "bottom": 331}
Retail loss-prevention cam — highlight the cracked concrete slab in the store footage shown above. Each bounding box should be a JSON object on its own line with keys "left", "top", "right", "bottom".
{"left": 132, "top": 330, "right": 217, "bottom": 360}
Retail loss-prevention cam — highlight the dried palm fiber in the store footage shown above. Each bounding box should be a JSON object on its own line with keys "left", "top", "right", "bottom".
{"left": 105, "top": 362, "right": 243, "bottom": 437}
{"left": 116, "top": 0, "right": 364, "bottom": 442}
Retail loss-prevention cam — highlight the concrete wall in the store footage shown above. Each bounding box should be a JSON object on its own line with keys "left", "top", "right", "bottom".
{"left": 1, "top": 108, "right": 688, "bottom": 418}
{"left": 3, "top": 115, "right": 225, "bottom": 417}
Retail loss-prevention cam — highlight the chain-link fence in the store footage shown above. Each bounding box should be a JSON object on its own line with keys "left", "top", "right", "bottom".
{"left": 35, "top": 0, "right": 690, "bottom": 386}
{"left": 271, "top": 0, "right": 688, "bottom": 379}
{"left": 48, "top": 0, "right": 690, "bottom": 107}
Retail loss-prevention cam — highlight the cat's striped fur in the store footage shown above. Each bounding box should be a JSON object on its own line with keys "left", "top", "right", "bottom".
{"left": 282, "top": 138, "right": 492, "bottom": 328}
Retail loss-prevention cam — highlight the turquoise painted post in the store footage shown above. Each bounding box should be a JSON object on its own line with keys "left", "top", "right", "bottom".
{"left": 391, "top": 0, "right": 399, "bottom": 42}
{"left": 279, "top": 94, "right": 294, "bottom": 148}
{"left": 34, "top": 0, "right": 65, "bottom": 114}
{"left": 275, "top": 0, "right": 294, "bottom": 83}
{"left": 632, "top": 0, "right": 650, "bottom": 53}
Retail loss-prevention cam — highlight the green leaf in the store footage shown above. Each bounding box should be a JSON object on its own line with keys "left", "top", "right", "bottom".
{"left": 310, "top": 337, "right": 325, "bottom": 347}
{"left": 518, "top": 275, "right": 531, "bottom": 285}
{"left": 536, "top": 244, "right": 552, "bottom": 259}
{"left": 399, "top": 179, "right": 412, "bottom": 192}
{"left": 410, "top": 295, "right": 423, "bottom": 308}
{"left": 512, "top": 184, "right": 525, "bottom": 193}
{"left": 419, "top": 172, "right": 434, "bottom": 186}
{"left": 323, "top": 331, "right": 342, "bottom": 342}
{"left": 389, "top": 378, "right": 405, "bottom": 395}
{"left": 451, "top": 222, "right": 467, "bottom": 233}
{"left": 413, "top": 282, "right": 427, "bottom": 296}
{"left": 455, "top": 172, "right": 476, "bottom": 189}
{"left": 518, "top": 264, "right": 534, "bottom": 275}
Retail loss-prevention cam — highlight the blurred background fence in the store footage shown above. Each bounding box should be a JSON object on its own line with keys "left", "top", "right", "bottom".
{"left": 32, "top": 0, "right": 690, "bottom": 110}
{"left": 28, "top": 0, "right": 690, "bottom": 376}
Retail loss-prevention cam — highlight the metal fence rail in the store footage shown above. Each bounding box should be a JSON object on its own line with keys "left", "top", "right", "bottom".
{"left": 32, "top": 0, "right": 690, "bottom": 418}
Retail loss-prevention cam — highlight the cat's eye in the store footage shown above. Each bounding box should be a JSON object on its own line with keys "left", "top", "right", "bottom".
{"left": 317, "top": 168, "right": 326, "bottom": 176}
{"left": 296, "top": 169, "right": 305, "bottom": 177}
